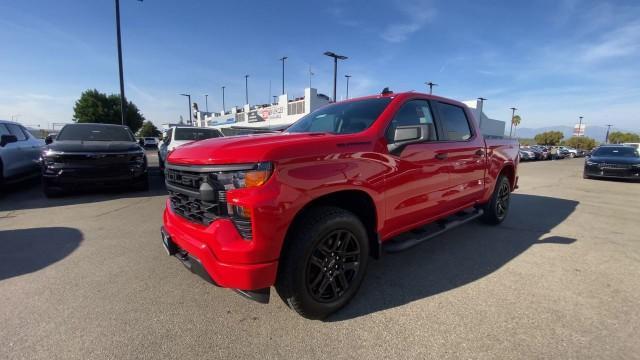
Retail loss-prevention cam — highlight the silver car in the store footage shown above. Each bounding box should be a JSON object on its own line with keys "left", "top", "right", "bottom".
{"left": 0, "top": 120, "right": 45, "bottom": 184}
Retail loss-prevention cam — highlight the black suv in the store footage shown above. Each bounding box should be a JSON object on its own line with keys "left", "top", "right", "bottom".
{"left": 41, "top": 123, "right": 148, "bottom": 196}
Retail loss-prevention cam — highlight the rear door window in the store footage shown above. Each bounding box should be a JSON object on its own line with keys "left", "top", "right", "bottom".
{"left": 437, "top": 102, "right": 472, "bottom": 141}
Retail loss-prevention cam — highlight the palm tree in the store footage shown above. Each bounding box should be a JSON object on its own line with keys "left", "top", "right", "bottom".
{"left": 512, "top": 115, "right": 521, "bottom": 138}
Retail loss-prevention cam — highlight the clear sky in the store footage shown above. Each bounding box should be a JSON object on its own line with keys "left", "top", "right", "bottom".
{"left": 1, "top": 0, "right": 639, "bottom": 131}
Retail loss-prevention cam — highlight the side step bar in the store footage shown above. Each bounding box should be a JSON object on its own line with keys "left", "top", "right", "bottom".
{"left": 384, "top": 208, "right": 484, "bottom": 253}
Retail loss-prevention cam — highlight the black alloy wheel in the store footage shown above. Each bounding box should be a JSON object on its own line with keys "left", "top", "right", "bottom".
{"left": 496, "top": 180, "right": 511, "bottom": 220}
{"left": 306, "top": 229, "right": 361, "bottom": 303}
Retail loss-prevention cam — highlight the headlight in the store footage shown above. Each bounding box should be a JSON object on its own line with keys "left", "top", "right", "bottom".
{"left": 41, "top": 149, "right": 63, "bottom": 164}
{"left": 586, "top": 160, "right": 599, "bottom": 166}
{"left": 210, "top": 162, "right": 273, "bottom": 190}
{"left": 129, "top": 152, "right": 145, "bottom": 165}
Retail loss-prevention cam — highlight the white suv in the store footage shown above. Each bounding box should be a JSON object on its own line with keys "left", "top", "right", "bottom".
{"left": 158, "top": 127, "right": 223, "bottom": 169}
{"left": 0, "top": 120, "right": 45, "bottom": 184}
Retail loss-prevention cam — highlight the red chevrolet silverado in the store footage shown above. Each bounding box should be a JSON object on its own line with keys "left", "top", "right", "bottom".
{"left": 161, "top": 90, "right": 519, "bottom": 319}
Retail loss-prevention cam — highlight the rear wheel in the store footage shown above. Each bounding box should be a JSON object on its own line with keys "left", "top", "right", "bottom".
{"left": 276, "top": 206, "right": 369, "bottom": 320}
{"left": 481, "top": 175, "right": 511, "bottom": 225}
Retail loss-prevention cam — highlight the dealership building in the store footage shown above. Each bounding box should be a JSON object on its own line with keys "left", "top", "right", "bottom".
{"left": 188, "top": 88, "right": 505, "bottom": 138}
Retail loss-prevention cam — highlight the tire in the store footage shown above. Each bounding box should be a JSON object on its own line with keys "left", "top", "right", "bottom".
{"left": 132, "top": 173, "right": 149, "bottom": 191}
{"left": 43, "top": 180, "right": 64, "bottom": 198}
{"left": 275, "top": 206, "right": 369, "bottom": 320}
{"left": 570, "top": 153, "right": 576, "bottom": 158}
{"left": 583, "top": 172, "right": 590, "bottom": 179}
{"left": 480, "top": 175, "right": 511, "bottom": 225}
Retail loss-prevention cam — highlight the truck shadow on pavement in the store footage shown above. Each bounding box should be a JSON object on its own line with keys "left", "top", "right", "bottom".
{"left": 0, "top": 227, "right": 83, "bottom": 281}
{"left": 0, "top": 166, "right": 167, "bottom": 212}
{"left": 328, "top": 194, "right": 578, "bottom": 322}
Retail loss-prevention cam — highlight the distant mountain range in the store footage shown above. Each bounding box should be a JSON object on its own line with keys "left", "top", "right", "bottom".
{"left": 513, "top": 125, "right": 638, "bottom": 142}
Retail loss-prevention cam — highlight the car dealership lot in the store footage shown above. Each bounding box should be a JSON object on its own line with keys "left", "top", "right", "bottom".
{"left": 1, "top": 157, "right": 639, "bottom": 359}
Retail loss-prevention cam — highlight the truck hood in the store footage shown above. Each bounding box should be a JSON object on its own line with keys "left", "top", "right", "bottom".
{"left": 47, "top": 140, "right": 142, "bottom": 153}
{"left": 167, "top": 132, "right": 348, "bottom": 165}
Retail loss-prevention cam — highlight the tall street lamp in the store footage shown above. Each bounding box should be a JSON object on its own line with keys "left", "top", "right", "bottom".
{"left": 244, "top": 75, "right": 249, "bottom": 105}
{"left": 578, "top": 116, "right": 584, "bottom": 137}
{"left": 113, "top": 0, "right": 142, "bottom": 126}
{"left": 280, "top": 56, "right": 287, "bottom": 95}
{"left": 509, "top": 107, "right": 517, "bottom": 138}
{"left": 180, "top": 93, "right": 192, "bottom": 125}
{"left": 426, "top": 81, "right": 438, "bottom": 95}
{"left": 345, "top": 75, "right": 352, "bottom": 100}
{"left": 204, "top": 94, "right": 209, "bottom": 113}
{"left": 221, "top": 86, "right": 226, "bottom": 113}
{"left": 605, "top": 124, "right": 613, "bottom": 144}
{"left": 324, "top": 51, "right": 348, "bottom": 102}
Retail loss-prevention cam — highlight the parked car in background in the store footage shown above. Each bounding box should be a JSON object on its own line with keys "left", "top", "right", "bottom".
{"left": 584, "top": 145, "right": 640, "bottom": 180}
{"left": 41, "top": 123, "right": 148, "bottom": 196}
{"left": 519, "top": 149, "right": 535, "bottom": 161}
{"left": 530, "top": 145, "right": 550, "bottom": 160}
{"left": 558, "top": 146, "right": 582, "bottom": 158}
{"left": 0, "top": 119, "right": 44, "bottom": 185}
{"left": 143, "top": 137, "right": 158, "bottom": 148}
{"left": 161, "top": 90, "right": 520, "bottom": 318}
{"left": 158, "top": 126, "right": 223, "bottom": 170}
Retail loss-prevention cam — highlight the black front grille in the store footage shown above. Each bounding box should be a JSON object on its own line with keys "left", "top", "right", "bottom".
{"left": 233, "top": 218, "right": 253, "bottom": 239}
{"left": 601, "top": 163, "right": 631, "bottom": 169}
{"left": 169, "top": 190, "right": 222, "bottom": 225}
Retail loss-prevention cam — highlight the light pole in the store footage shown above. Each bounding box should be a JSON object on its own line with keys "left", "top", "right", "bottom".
{"left": 180, "top": 93, "right": 192, "bottom": 125}
{"left": 221, "top": 86, "right": 226, "bottom": 113}
{"left": 477, "top": 97, "right": 487, "bottom": 128}
{"left": 244, "top": 75, "right": 249, "bottom": 105}
{"left": 426, "top": 81, "right": 438, "bottom": 95}
{"left": 308, "top": 65, "right": 314, "bottom": 88}
{"left": 279, "top": 56, "right": 287, "bottom": 95}
{"left": 578, "top": 116, "right": 583, "bottom": 137}
{"left": 113, "top": 0, "right": 141, "bottom": 126}
{"left": 605, "top": 124, "right": 613, "bottom": 144}
{"left": 509, "top": 107, "right": 517, "bottom": 138}
{"left": 324, "top": 51, "right": 348, "bottom": 102}
{"left": 345, "top": 75, "right": 352, "bottom": 100}
{"left": 204, "top": 94, "right": 209, "bottom": 113}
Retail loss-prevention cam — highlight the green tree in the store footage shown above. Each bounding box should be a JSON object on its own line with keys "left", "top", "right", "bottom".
{"left": 534, "top": 131, "right": 564, "bottom": 145}
{"left": 72, "top": 89, "right": 145, "bottom": 133}
{"left": 564, "top": 136, "right": 597, "bottom": 150}
{"left": 137, "top": 121, "right": 161, "bottom": 137}
{"left": 607, "top": 131, "right": 640, "bottom": 144}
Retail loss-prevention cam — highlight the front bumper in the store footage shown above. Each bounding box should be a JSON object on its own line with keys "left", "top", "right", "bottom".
{"left": 42, "top": 164, "right": 147, "bottom": 186}
{"left": 162, "top": 203, "right": 278, "bottom": 291}
{"left": 584, "top": 165, "right": 640, "bottom": 179}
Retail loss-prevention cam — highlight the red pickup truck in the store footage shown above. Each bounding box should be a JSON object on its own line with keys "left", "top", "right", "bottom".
{"left": 161, "top": 90, "right": 519, "bottom": 319}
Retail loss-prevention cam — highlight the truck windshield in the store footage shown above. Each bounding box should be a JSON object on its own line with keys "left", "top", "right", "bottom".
{"left": 174, "top": 128, "right": 222, "bottom": 141}
{"left": 57, "top": 124, "right": 134, "bottom": 142}
{"left": 592, "top": 147, "right": 639, "bottom": 157}
{"left": 287, "top": 98, "right": 391, "bottom": 134}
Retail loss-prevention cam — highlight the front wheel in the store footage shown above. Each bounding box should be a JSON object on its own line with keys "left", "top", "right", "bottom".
{"left": 276, "top": 206, "right": 369, "bottom": 320}
{"left": 480, "top": 175, "right": 511, "bottom": 225}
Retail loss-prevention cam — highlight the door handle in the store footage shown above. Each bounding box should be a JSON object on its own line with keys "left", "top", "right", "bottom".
{"left": 475, "top": 149, "right": 485, "bottom": 156}
{"left": 435, "top": 153, "right": 448, "bottom": 160}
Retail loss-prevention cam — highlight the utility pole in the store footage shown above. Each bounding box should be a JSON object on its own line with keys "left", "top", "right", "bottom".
{"left": 605, "top": 124, "right": 613, "bottom": 144}
{"left": 204, "top": 94, "right": 209, "bottom": 113}
{"left": 279, "top": 56, "right": 287, "bottom": 95}
{"left": 509, "top": 107, "right": 517, "bottom": 138}
{"left": 180, "top": 93, "right": 191, "bottom": 125}
{"left": 426, "top": 81, "right": 438, "bottom": 95}
{"left": 324, "top": 51, "right": 348, "bottom": 102}
{"left": 244, "top": 75, "right": 249, "bottom": 105}
{"left": 221, "top": 86, "right": 226, "bottom": 113}
{"left": 477, "top": 97, "right": 487, "bottom": 129}
{"left": 345, "top": 75, "right": 352, "bottom": 100}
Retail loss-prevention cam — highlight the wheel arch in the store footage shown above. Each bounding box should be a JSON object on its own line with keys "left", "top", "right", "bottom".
{"left": 283, "top": 189, "right": 381, "bottom": 260}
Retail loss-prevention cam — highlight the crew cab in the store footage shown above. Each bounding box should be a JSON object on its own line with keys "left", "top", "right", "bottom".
{"left": 161, "top": 90, "right": 519, "bottom": 319}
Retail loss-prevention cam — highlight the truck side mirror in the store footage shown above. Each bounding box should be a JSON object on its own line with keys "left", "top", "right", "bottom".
{"left": 0, "top": 134, "right": 18, "bottom": 147}
{"left": 45, "top": 135, "right": 54, "bottom": 145}
{"left": 388, "top": 125, "right": 430, "bottom": 155}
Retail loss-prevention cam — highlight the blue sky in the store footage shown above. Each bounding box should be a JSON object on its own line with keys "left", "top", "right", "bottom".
{"left": 1, "top": 0, "right": 639, "bottom": 132}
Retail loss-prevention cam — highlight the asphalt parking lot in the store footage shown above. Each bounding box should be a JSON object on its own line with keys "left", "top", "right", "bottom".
{"left": 1, "top": 155, "right": 639, "bottom": 359}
